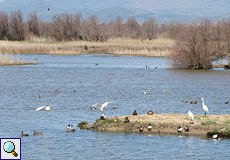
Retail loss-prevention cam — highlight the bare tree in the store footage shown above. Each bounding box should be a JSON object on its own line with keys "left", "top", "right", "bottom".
{"left": 27, "top": 11, "right": 39, "bottom": 35}
{"left": 114, "top": 16, "right": 124, "bottom": 37}
{"left": 142, "top": 17, "right": 158, "bottom": 40}
{"left": 9, "top": 10, "right": 24, "bottom": 40}
{"left": 125, "top": 17, "right": 141, "bottom": 38}
{"left": 0, "top": 11, "right": 9, "bottom": 40}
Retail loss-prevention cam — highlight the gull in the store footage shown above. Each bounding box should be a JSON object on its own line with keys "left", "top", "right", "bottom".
{"left": 92, "top": 102, "right": 112, "bottom": 112}
{"left": 36, "top": 106, "right": 53, "bottom": 112}
{"left": 188, "top": 110, "right": 194, "bottom": 124}
{"left": 201, "top": 97, "right": 209, "bottom": 116}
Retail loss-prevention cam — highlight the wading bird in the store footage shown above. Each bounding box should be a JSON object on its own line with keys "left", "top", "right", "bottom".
{"left": 188, "top": 110, "right": 194, "bottom": 124}
{"left": 201, "top": 97, "right": 209, "bottom": 116}
{"left": 36, "top": 106, "right": 53, "bottom": 112}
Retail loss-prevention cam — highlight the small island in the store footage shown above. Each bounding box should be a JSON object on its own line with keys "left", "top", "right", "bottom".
{"left": 78, "top": 113, "right": 230, "bottom": 138}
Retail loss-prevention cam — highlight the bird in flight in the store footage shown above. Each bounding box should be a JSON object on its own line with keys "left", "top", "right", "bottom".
{"left": 92, "top": 101, "right": 112, "bottom": 112}
{"left": 36, "top": 106, "right": 53, "bottom": 112}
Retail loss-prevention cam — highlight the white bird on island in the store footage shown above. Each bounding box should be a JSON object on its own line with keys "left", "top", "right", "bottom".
{"left": 36, "top": 106, "right": 53, "bottom": 112}
{"left": 92, "top": 102, "right": 112, "bottom": 112}
{"left": 201, "top": 97, "right": 209, "bottom": 116}
{"left": 188, "top": 110, "right": 194, "bottom": 124}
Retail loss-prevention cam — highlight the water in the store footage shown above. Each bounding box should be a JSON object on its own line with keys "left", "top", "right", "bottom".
{"left": 0, "top": 54, "right": 230, "bottom": 159}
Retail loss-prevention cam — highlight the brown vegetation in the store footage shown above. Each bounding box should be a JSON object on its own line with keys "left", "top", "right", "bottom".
{"left": 0, "top": 54, "right": 36, "bottom": 65}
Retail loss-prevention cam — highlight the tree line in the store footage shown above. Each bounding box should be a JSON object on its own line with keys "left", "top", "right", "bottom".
{"left": 1, "top": 10, "right": 230, "bottom": 68}
{"left": 0, "top": 10, "right": 183, "bottom": 41}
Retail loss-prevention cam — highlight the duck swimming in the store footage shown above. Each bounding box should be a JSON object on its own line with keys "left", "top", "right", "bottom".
{"left": 21, "top": 131, "right": 29, "bottom": 136}
{"left": 33, "top": 131, "right": 42, "bottom": 135}
{"left": 66, "top": 124, "right": 75, "bottom": 132}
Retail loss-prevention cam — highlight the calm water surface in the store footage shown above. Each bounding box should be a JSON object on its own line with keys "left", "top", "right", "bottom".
{"left": 0, "top": 54, "right": 230, "bottom": 159}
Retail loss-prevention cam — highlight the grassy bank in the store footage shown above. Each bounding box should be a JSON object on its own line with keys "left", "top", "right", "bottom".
{"left": 0, "top": 37, "right": 173, "bottom": 57}
{"left": 78, "top": 113, "right": 230, "bottom": 138}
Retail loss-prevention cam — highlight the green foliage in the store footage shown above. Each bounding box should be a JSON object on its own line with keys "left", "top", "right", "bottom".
{"left": 201, "top": 120, "right": 217, "bottom": 125}
{"left": 195, "top": 116, "right": 201, "bottom": 121}
{"left": 84, "top": 45, "right": 88, "bottom": 50}
{"left": 224, "top": 120, "right": 230, "bottom": 124}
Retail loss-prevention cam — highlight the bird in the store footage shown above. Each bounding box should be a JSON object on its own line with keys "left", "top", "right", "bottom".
{"left": 201, "top": 97, "right": 209, "bottom": 116}
{"left": 95, "top": 63, "right": 98, "bottom": 66}
{"left": 92, "top": 101, "right": 112, "bottom": 112}
{"left": 124, "top": 117, "right": 129, "bottom": 123}
{"left": 213, "top": 134, "right": 218, "bottom": 139}
{"left": 139, "top": 126, "right": 144, "bottom": 132}
{"left": 163, "top": 90, "right": 166, "bottom": 94}
{"left": 144, "top": 65, "right": 150, "bottom": 69}
{"left": 100, "top": 113, "right": 106, "bottom": 120}
{"left": 33, "top": 131, "right": 42, "bottom": 135}
{"left": 147, "top": 124, "right": 152, "bottom": 131}
{"left": 221, "top": 127, "right": 225, "bottom": 132}
{"left": 48, "top": 8, "right": 50, "bottom": 11}
{"left": 143, "top": 90, "right": 147, "bottom": 95}
{"left": 73, "top": 90, "right": 76, "bottom": 93}
{"left": 114, "top": 117, "right": 118, "bottom": 122}
{"left": 36, "top": 106, "right": 53, "bottom": 112}
{"left": 21, "top": 131, "right": 29, "bottom": 136}
{"left": 66, "top": 124, "right": 75, "bottom": 132}
{"left": 147, "top": 110, "right": 153, "bottom": 115}
{"left": 177, "top": 126, "right": 182, "bottom": 133}
{"left": 132, "top": 110, "right": 137, "bottom": 115}
{"left": 155, "top": 67, "right": 157, "bottom": 69}
{"left": 112, "top": 107, "right": 118, "bottom": 109}
{"left": 89, "top": 107, "right": 96, "bottom": 110}
{"left": 55, "top": 89, "right": 59, "bottom": 93}
{"left": 225, "top": 101, "right": 229, "bottom": 104}
{"left": 38, "top": 94, "right": 40, "bottom": 98}
{"left": 188, "top": 110, "right": 194, "bottom": 124}
{"left": 181, "top": 101, "right": 188, "bottom": 103}
{"left": 190, "top": 101, "right": 197, "bottom": 104}
{"left": 184, "top": 125, "right": 189, "bottom": 132}
{"left": 218, "top": 137, "right": 224, "bottom": 141}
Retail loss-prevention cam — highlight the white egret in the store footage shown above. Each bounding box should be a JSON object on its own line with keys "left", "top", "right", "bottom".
{"left": 92, "top": 101, "right": 112, "bottom": 112}
{"left": 36, "top": 106, "right": 53, "bottom": 112}
{"left": 188, "top": 110, "right": 194, "bottom": 124}
{"left": 201, "top": 97, "right": 209, "bottom": 116}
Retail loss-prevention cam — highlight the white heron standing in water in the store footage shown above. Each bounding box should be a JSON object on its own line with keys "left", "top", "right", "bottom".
{"left": 92, "top": 101, "right": 112, "bottom": 112}
{"left": 188, "top": 110, "right": 194, "bottom": 124}
{"left": 201, "top": 97, "right": 209, "bottom": 116}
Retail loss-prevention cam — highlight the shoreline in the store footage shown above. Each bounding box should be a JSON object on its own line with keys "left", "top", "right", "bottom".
{"left": 78, "top": 113, "right": 230, "bottom": 138}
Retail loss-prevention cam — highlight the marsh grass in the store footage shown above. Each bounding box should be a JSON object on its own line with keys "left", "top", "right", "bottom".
{"left": 0, "top": 54, "right": 36, "bottom": 65}
{"left": 201, "top": 119, "right": 217, "bottom": 125}
{"left": 0, "top": 37, "right": 174, "bottom": 57}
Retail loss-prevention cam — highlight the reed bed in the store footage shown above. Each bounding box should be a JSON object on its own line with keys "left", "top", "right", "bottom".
{"left": 0, "top": 37, "right": 174, "bottom": 57}
{"left": 0, "top": 54, "right": 36, "bottom": 65}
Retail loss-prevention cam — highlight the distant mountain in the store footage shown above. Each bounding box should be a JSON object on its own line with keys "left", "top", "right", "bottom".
{"left": 0, "top": 0, "right": 230, "bottom": 24}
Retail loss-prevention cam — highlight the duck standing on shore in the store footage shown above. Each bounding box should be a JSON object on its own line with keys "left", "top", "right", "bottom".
{"left": 184, "top": 125, "right": 189, "bottom": 132}
{"left": 147, "top": 110, "right": 153, "bottom": 115}
{"left": 177, "top": 126, "right": 182, "bottom": 133}
{"left": 139, "top": 126, "right": 144, "bottom": 132}
{"left": 124, "top": 117, "right": 129, "bottom": 123}
{"left": 147, "top": 124, "right": 152, "bottom": 131}
{"left": 132, "top": 110, "right": 137, "bottom": 115}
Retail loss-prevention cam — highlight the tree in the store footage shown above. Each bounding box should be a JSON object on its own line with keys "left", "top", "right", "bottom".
{"left": 9, "top": 10, "right": 24, "bottom": 40}
{"left": 27, "top": 11, "right": 39, "bottom": 35}
{"left": 142, "top": 17, "right": 158, "bottom": 40}
{"left": 0, "top": 11, "right": 9, "bottom": 40}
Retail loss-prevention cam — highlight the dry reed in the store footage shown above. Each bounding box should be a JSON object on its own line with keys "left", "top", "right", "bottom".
{"left": 0, "top": 54, "right": 36, "bottom": 65}
{"left": 0, "top": 37, "right": 174, "bottom": 57}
